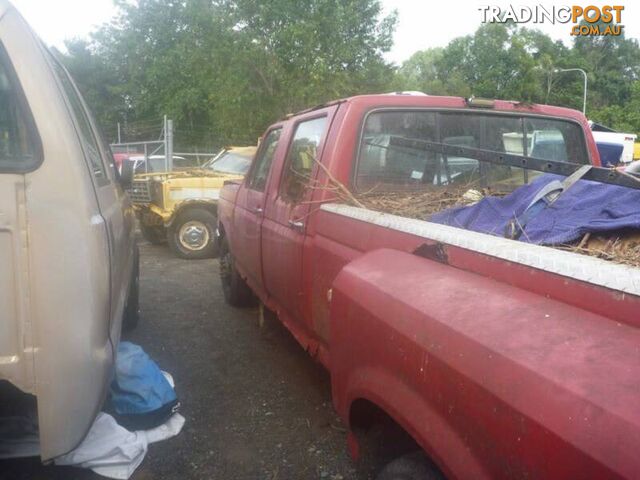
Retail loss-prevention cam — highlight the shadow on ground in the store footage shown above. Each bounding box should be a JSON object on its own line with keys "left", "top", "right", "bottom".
{"left": 0, "top": 240, "right": 373, "bottom": 480}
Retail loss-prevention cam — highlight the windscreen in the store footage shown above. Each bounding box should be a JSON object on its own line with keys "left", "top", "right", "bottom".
{"left": 208, "top": 151, "right": 252, "bottom": 175}
{"left": 356, "top": 110, "right": 589, "bottom": 192}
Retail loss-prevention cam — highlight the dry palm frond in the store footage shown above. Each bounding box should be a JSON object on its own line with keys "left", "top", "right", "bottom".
{"left": 558, "top": 232, "right": 640, "bottom": 268}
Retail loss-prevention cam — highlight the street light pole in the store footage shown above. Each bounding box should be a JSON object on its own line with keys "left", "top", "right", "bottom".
{"left": 554, "top": 68, "right": 588, "bottom": 115}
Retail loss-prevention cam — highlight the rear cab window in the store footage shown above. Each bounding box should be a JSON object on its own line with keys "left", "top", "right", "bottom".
{"left": 356, "top": 109, "right": 589, "bottom": 192}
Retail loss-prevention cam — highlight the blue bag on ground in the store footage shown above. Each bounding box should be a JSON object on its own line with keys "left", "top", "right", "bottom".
{"left": 107, "top": 342, "right": 179, "bottom": 430}
{"left": 429, "top": 174, "right": 640, "bottom": 245}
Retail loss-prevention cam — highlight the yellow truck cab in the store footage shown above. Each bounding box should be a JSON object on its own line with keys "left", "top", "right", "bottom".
{"left": 129, "top": 146, "right": 256, "bottom": 259}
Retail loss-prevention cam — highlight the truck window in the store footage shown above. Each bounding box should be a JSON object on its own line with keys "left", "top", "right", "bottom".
{"left": 356, "top": 110, "right": 589, "bottom": 192}
{"left": 525, "top": 117, "right": 587, "bottom": 163}
{"left": 247, "top": 128, "right": 281, "bottom": 191}
{"left": 281, "top": 116, "right": 327, "bottom": 201}
{"left": 358, "top": 111, "right": 438, "bottom": 188}
{"left": 0, "top": 44, "right": 40, "bottom": 172}
{"left": 439, "top": 112, "right": 528, "bottom": 188}
{"left": 47, "top": 53, "right": 109, "bottom": 185}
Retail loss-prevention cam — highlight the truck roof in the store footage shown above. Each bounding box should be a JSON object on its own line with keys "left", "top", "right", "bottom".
{"left": 285, "top": 93, "right": 588, "bottom": 124}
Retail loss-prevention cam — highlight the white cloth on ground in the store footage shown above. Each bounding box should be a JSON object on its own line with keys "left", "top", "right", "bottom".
{"left": 54, "top": 412, "right": 185, "bottom": 480}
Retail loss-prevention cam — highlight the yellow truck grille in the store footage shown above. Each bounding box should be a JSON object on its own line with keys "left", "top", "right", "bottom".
{"left": 127, "top": 180, "right": 152, "bottom": 204}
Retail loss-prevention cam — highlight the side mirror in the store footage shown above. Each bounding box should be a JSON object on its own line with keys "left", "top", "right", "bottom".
{"left": 120, "top": 160, "right": 134, "bottom": 188}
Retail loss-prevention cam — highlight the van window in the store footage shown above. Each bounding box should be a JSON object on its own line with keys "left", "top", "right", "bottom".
{"left": 0, "top": 45, "right": 40, "bottom": 172}
{"left": 356, "top": 110, "right": 589, "bottom": 192}
{"left": 281, "top": 116, "right": 327, "bottom": 201}
{"left": 247, "top": 129, "right": 281, "bottom": 191}
{"left": 48, "top": 54, "right": 109, "bottom": 184}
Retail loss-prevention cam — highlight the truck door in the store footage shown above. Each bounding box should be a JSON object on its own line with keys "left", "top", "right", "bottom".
{"left": 262, "top": 108, "right": 336, "bottom": 328}
{"left": 232, "top": 128, "right": 282, "bottom": 297}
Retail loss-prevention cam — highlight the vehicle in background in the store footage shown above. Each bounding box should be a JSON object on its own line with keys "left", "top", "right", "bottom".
{"left": 202, "top": 146, "right": 255, "bottom": 175}
{"left": 129, "top": 146, "right": 256, "bottom": 259}
{"left": 120, "top": 154, "right": 190, "bottom": 174}
{"left": 217, "top": 93, "right": 640, "bottom": 479}
{"left": 113, "top": 152, "right": 131, "bottom": 171}
{"left": 590, "top": 121, "right": 637, "bottom": 164}
{"left": 596, "top": 141, "right": 625, "bottom": 167}
{"left": 0, "top": 0, "right": 138, "bottom": 461}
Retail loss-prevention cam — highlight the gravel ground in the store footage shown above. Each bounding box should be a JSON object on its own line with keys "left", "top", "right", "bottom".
{"left": 1, "top": 239, "right": 374, "bottom": 480}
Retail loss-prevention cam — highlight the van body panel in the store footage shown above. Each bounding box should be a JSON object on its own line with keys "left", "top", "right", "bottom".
{"left": 0, "top": 176, "right": 34, "bottom": 394}
{"left": 0, "top": 2, "right": 135, "bottom": 460}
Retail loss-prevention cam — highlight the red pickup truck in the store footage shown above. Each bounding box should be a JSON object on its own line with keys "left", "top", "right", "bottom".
{"left": 217, "top": 94, "right": 640, "bottom": 479}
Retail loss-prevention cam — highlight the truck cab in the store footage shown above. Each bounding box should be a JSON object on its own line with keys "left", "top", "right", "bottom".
{"left": 217, "top": 94, "right": 640, "bottom": 479}
{"left": 0, "top": 1, "right": 137, "bottom": 461}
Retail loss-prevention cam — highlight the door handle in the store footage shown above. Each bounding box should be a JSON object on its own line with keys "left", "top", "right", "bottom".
{"left": 251, "top": 207, "right": 263, "bottom": 215}
{"left": 288, "top": 219, "right": 304, "bottom": 230}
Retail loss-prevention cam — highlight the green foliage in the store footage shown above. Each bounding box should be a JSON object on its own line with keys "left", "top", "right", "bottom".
{"left": 590, "top": 81, "right": 640, "bottom": 133}
{"left": 394, "top": 21, "right": 640, "bottom": 135}
{"left": 61, "top": 0, "right": 396, "bottom": 149}
{"left": 61, "top": 5, "right": 640, "bottom": 147}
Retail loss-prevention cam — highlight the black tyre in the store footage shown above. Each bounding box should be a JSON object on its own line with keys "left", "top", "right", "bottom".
{"left": 376, "top": 452, "right": 443, "bottom": 480}
{"left": 122, "top": 247, "right": 140, "bottom": 332}
{"left": 168, "top": 208, "right": 217, "bottom": 259}
{"left": 140, "top": 224, "right": 166, "bottom": 245}
{"left": 219, "top": 236, "right": 256, "bottom": 307}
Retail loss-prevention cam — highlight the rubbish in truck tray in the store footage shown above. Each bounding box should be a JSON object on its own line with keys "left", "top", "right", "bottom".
{"left": 352, "top": 175, "right": 640, "bottom": 267}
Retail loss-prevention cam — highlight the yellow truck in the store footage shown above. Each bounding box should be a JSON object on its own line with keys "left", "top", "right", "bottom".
{"left": 128, "top": 146, "right": 256, "bottom": 259}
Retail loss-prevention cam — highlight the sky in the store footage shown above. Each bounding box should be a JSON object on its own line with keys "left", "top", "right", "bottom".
{"left": 11, "top": 0, "right": 640, "bottom": 65}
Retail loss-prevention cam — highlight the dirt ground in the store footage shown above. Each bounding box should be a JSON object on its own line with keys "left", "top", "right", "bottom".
{"left": 1, "top": 239, "right": 375, "bottom": 480}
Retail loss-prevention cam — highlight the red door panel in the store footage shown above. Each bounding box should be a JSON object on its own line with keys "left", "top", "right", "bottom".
{"left": 262, "top": 108, "right": 338, "bottom": 331}
{"left": 231, "top": 128, "right": 283, "bottom": 298}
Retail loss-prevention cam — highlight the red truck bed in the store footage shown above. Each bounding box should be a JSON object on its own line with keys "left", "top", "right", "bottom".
{"left": 323, "top": 214, "right": 640, "bottom": 479}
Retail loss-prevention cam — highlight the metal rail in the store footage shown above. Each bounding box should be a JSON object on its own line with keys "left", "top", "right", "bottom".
{"left": 388, "top": 136, "right": 640, "bottom": 190}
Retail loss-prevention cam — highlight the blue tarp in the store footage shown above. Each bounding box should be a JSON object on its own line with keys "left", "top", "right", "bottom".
{"left": 429, "top": 174, "right": 640, "bottom": 245}
{"left": 109, "top": 342, "right": 177, "bottom": 415}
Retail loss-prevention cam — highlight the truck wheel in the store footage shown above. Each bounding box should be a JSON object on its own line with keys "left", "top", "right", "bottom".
{"left": 376, "top": 452, "right": 443, "bottom": 480}
{"left": 219, "top": 236, "right": 256, "bottom": 307}
{"left": 140, "top": 224, "right": 166, "bottom": 245}
{"left": 122, "top": 247, "right": 140, "bottom": 332}
{"left": 168, "top": 208, "right": 217, "bottom": 259}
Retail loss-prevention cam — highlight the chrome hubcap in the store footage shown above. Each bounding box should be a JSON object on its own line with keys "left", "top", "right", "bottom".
{"left": 178, "top": 221, "right": 210, "bottom": 251}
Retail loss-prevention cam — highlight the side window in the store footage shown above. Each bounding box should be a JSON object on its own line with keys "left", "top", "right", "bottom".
{"left": 247, "top": 128, "right": 281, "bottom": 191}
{"left": 281, "top": 116, "right": 327, "bottom": 202}
{"left": 48, "top": 54, "right": 109, "bottom": 184}
{"left": 0, "top": 45, "right": 40, "bottom": 172}
{"left": 525, "top": 118, "right": 589, "bottom": 164}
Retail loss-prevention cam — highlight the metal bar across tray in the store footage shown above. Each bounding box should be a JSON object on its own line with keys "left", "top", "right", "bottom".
{"left": 388, "top": 136, "right": 640, "bottom": 190}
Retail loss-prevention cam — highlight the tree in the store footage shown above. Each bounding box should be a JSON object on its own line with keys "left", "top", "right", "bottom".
{"left": 61, "top": 0, "right": 397, "bottom": 148}
{"left": 393, "top": 48, "right": 470, "bottom": 96}
{"left": 393, "top": 21, "right": 640, "bottom": 135}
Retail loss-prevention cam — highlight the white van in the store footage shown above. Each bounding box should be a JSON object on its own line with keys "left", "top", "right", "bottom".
{"left": 0, "top": 1, "right": 138, "bottom": 461}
